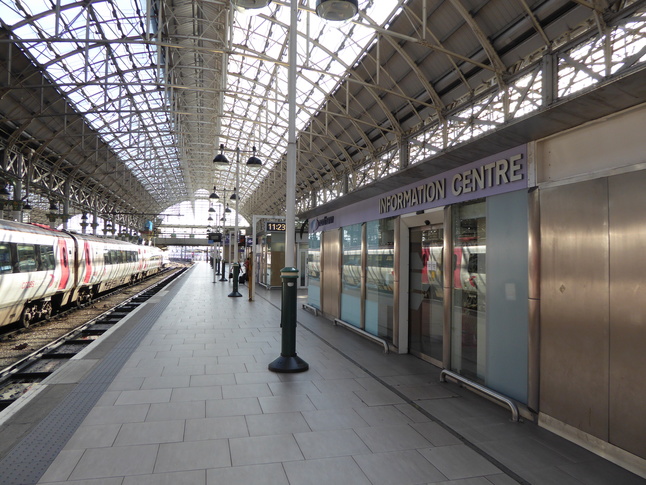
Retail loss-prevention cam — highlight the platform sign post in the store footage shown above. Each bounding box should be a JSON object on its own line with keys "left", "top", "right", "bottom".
{"left": 269, "top": 267, "right": 309, "bottom": 373}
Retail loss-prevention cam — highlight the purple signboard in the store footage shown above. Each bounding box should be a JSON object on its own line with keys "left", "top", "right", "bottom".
{"left": 310, "top": 145, "right": 528, "bottom": 232}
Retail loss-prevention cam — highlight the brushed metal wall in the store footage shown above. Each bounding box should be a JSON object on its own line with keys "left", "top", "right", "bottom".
{"left": 540, "top": 179, "right": 610, "bottom": 440}
{"left": 541, "top": 172, "right": 646, "bottom": 459}
{"left": 608, "top": 171, "right": 646, "bottom": 458}
{"left": 322, "top": 229, "right": 341, "bottom": 318}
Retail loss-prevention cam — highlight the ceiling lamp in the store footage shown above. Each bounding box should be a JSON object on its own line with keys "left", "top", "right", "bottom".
{"left": 246, "top": 146, "right": 263, "bottom": 169}
{"left": 231, "top": 0, "right": 271, "bottom": 9}
{"left": 209, "top": 186, "right": 219, "bottom": 199}
{"left": 213, "top": 144, "right": 229, "bottom": 169}
{"left": 315, "top": 0, "right": 358, "bottom": 21}
{"left": 230, "top": 188, "right": 237, "bottom": 201}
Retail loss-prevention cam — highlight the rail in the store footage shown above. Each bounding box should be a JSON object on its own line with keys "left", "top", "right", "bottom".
{"left": 333, "top": 318, "right": 389, "bottom": 353}
{"left": 440, "top": 369, "right": 519, "bottom": 422}
{"left": 301, "top": 304, "right": 319, "bottom": 316}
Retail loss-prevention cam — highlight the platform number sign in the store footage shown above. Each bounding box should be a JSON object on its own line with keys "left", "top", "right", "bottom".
{"left": 266, "top": 222, "right": 286, "bottom": 232}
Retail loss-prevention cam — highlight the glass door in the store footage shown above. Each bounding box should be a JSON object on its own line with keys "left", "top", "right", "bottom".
{"left": 409, "top": 224, "right": 444, "bottom": 364}
{"left": 451, "top": 200, "right": 486, "bottom": 382}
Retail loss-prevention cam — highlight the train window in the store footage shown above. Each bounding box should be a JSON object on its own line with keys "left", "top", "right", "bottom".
{"left": 104, "top": 249, "right": 111, "bottom": 265}
{"left": 467, "top": 253, "right": 486, "bottom": 274}
{"left": 38, "top": 245, "right": 56, "bottom": 271}
{"left": 17, "top": 244, "right": 38, "bottom": 272}
{"left": 0, "top": 243, "right": 11, "bottom": 274}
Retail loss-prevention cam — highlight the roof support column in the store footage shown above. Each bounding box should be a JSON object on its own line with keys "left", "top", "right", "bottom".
{"left": 542, "top": 53, "right": 557, "bottom": 107}
{"left": 311, "top": 189, "right": 317, "bottom": 209}
{"left": 399, "top": 137, "right": 410, "bottom": 170}
{"left": 62, "top": 178, "right": 70, "bottom": 230}
{"left": 13, "top": 151, "right": 23, "bottom": 222}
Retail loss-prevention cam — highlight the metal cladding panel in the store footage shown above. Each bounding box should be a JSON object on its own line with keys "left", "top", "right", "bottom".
{"left": 608, "top": 172, "right": 646, "bottom": 459}
{"left": 540, "top": 179, "right": 609, "bottom": 440}
{"left": 322, "top": 229, "right": 341, "bottom": 319}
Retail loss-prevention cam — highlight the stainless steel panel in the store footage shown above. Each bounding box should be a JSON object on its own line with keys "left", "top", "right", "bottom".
{"left": 322, "top": 229, "right": 341, "bottom": 318}
{"left": 540, "top": 179, "right": 609, "bottom": 440}
{"left": 608, "top": 171, "right": 646, "bottom": 459}
{"left": 528, "top": 188, "right": 540, "bottom": 412}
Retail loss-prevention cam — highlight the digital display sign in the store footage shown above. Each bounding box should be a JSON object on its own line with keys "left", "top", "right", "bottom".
{"left": 266, "top": 222, "right": 286, "bottom": 232}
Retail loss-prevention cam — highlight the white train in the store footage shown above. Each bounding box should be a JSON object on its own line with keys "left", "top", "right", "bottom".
{"left": 0, "top": 219, "right": 164, "bottom": 328}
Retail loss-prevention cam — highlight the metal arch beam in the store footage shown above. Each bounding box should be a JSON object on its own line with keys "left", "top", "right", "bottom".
{"left": 2, "top": 126, "right": 161, "bottom": 221}
{"left": 518, "top": 0, "right": 551, "bottom": 47}
{"left": 396, "top": 3, "right": 472, "bottom": 103}
{"left": 221, "top": 69, "right": 383, "bottom": 176}
{"left": 570, "top": 0, "right": 608, "bottom": 13}
{"left": 15, "top": 118, "right": 161, "bottom": 214}
{"left": 222, "top": 72, "right": 384, "bottom": 165}
{"left": 222, "top": 70, "right": 405, "bottom": 137}
{"left": 1, "top": 146, "right": 156, "bottom": 222}
{"left": 448, "top": 0, "right": 507, "bottom": 85}
{"left": 233, "top": 14, "right": 402, "bottom": 141}
{"left": 0, "top": 35, "right": 187, "bottom": 204}
{"left": 360, "top": 11, "right": 446, "bottom": 116}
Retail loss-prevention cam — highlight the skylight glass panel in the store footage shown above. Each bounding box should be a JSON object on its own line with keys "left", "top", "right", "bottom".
{"left": 222, "top": 0, "right": 402, "bottom": 168}
{"left": 2, "top": 0, "right": 186, "bottom": 204}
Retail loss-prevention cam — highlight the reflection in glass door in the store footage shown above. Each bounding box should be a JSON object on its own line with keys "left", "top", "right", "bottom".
{"left": 451, "top": 200, "right": 486, "bottom": 383}
{"left": 409, "top": 225, "right": 444, "bottom": 364}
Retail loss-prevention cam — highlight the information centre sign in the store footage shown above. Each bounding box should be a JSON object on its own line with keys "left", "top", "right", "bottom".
{"left": 309, "top": 145, "right": 528, "bottom": 233}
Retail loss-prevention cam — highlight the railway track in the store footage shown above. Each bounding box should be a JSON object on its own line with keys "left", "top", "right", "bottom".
{"left": 0, "top": 264, "right": 188, "bottom": 412}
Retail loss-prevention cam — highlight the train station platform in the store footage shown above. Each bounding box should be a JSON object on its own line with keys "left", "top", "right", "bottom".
{"left": 0, "top": 262, "right": 643, "bottom": 485}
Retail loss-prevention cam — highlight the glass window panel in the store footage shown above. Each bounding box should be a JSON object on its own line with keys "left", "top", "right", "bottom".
{"left": 0, "top": 244, "right": 12, "bottom": 274}
{"left": 486, "top": 190, "right": 529, "bottom": 403}
{"left": 365, "top": 218, "right": 395, "bottom": 340}
{"left": 451, "top": 200, "right": 486, "bottom": 383}
{"left": 39, "top": 245, "right": 55, "bottom": 271}
{"left": 307, "top": 231, "right": 321, "bottom": 310}
{"left": 17, "top": 244, "right": 38, "bottom": 272}
{"left": 409, "top": 225, "right": 444, "bottom": 362}
{"left": 341, "top": 223, "right": 362, "bottom": 327}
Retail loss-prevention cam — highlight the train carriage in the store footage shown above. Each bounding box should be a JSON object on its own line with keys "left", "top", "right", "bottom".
{"left": 0, "top": 220, "right": 76, "bottom": 327}
{"left": 0, "top": 220, "right": 163, "bottom": 328}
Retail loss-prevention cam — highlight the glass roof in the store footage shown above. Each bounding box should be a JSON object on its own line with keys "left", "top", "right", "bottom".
{"left": 1, "top": 0, "right": 405, "bottom": 220}
{"left": 2, "top": 0, "right": 643, "bottom": 227}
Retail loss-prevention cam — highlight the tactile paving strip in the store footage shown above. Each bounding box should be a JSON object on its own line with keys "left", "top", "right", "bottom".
{"left": 0, "top": 269, "right": 191, "bottom": 485}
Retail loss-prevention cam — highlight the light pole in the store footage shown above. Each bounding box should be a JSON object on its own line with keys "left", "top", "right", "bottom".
{"left": 213, "top": 144, "right": 263, "bottom": 296}
{"left": 228, "top": 0, "right": 358, "bottom": 371}
{"left": 267, "top": 0, "right": 306, "bottom": 373}
{"left": 211, "top": 187, "right": 231, "bottom": 282}
{"left": 266, "top": 0, "right": 358, "bottom": 373}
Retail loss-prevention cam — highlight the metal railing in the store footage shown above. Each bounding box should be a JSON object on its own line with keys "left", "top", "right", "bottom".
{"left": 333, "top": 318, "right": 389, "bottom": 353}
{"left": 440, "top": 369, "right": 519, "bottom": 422}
